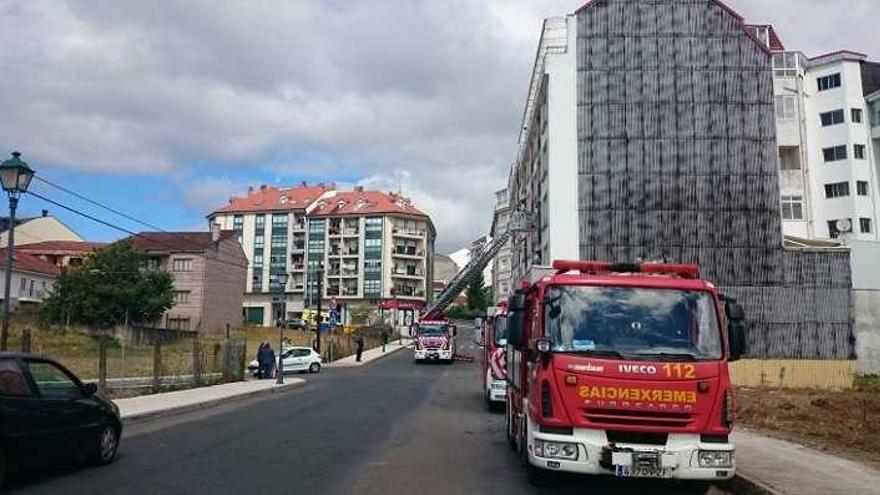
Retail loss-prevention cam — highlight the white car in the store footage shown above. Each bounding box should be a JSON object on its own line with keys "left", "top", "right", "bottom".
{"left": 247, "top": 346, "right": 322, "bottom": 376}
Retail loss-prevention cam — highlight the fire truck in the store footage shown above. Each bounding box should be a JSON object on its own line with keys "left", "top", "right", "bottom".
{"left": 504, "top": 260, "right": 746, "bottom": 489}
{"left": 413, "top": 319, "right": 456, "bottom": 363}
{"left": 480, "top": 304, "right": 509, "bottom": 409}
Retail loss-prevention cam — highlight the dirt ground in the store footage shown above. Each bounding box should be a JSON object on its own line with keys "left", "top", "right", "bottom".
{"left": 735, "top": 378, "right": 880, "bottom": 469}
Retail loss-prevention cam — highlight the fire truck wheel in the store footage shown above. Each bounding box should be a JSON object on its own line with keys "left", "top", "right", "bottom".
{"left": 504, "top": 407, "right": 516, "bottom": 451}
{"left": 520, "top": 423, "right": 551, "bottom": 486}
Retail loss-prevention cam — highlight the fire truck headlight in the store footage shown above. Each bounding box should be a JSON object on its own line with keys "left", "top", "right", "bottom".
{"left": 697, "top": 450, "right": 734, "bottom": 468}
{"left": 534, "top": 439, "right": 579, "bottom": 461}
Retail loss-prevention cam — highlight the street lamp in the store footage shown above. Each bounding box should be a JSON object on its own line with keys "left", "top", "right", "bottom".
{"left": 0, "top": 152, "right": 35, "bottom": 351}
{"left": 276, "top": 272, "right": 289, "bottom": 384}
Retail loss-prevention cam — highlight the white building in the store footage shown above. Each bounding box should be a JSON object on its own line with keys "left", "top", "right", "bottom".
{"left": 759, "top": 28, "right": 880, "bottom": 240}
{"left": 209, "top": 184, "right": 435, "bottom": 327}
{"left": 489, "top": 188, "right": 512, "bottom": 303}
{"left": 0, "top": 248, "right": 59, "bottom": 307}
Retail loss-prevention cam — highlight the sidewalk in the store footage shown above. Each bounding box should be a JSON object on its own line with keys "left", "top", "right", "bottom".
{"left": 326, "top": 339, "right": 410, "bottom": 368}
{"left": 116, "top": 378, "right": 305, "bottom": 423}
{"left": 733, "top": 429, "right": 880, "bottom": 494}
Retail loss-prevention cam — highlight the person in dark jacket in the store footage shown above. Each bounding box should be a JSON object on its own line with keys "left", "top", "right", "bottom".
{"left": 256, "top": 343, "right": 269, "bottom": 379}
{"left": 266, "top": 344, "right": 277, "bottom": 378}
{"left": 355, "top": 333, "right": 365, "bottom": 362}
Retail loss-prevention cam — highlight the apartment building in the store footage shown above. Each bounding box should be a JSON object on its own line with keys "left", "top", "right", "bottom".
{"left": 755, "top": 28, "right": 880, "bottom": 241}
{"left": 489, "top": 188, "right": 513, "bottom": 303}
{"left": 129, "top": 230, "right": 247, "bottom": 333}
{"left": 505, "top": 0, "right": 853, "bottom": 359}
{"left": 209, "top": 185, "right": 435, "bottom": 327}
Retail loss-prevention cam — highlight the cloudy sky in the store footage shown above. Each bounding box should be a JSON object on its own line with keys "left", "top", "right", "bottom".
{"left": 0, "top": 0, "right": 876, "bottom": 253}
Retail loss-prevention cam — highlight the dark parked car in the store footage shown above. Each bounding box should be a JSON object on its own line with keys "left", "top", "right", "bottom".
{"left": 0, "top": 353, "right": 122, "bottom": 486}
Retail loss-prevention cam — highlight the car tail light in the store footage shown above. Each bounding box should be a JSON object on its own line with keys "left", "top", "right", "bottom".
{"left": 541, "top": 380, "right": 554, "bottom": 419}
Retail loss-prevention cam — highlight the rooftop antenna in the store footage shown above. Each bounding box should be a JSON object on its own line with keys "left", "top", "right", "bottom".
{"left": 396, "top": 174, "right": 403, "bottom": 196}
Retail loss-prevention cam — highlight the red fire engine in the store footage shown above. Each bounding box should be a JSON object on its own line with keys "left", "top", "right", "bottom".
{"left": 480, "top": 303, "right": 509, "bottom": 409}
{"left": 504, "top": 260, "right": 746, "bottom": 489}
{"left": 413, "top": 319, "right": 456, "bottom": 364}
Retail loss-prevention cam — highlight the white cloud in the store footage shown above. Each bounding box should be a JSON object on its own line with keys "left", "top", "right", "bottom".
{"left": 1, "top": 0, "right": 876, "bottom": 251}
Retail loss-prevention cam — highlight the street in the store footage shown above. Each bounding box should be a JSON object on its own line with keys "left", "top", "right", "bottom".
{"left": 8, "top": 340, "right": 729, "bottom": 494}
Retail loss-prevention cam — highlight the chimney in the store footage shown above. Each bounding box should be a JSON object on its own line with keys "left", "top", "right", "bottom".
{"left": 260, "top": 184, "right": 268, "bottom": 191}
{"left": 41, "top": 209, "right": 48, "bottom": 217}
{"left": 248, "top": 186, "right": 254, "bottom": 195}
{"left": 301, "top": 181, "right": 307, "bottom": 187}
{"left": 211, "top": 223, "right": 221, "bottom": 242}
{"left": 355, "top": 186, "right": 364, "bottom": 192}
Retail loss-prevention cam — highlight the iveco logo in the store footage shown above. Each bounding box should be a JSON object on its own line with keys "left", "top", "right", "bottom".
{"left": 618, "top": 364, "right": 657, "bottom": 375}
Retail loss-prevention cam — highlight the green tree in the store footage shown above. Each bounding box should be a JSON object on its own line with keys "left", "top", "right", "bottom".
{"left": 466, "top": 271, "right": 489, "bottom": 312}
{"left": 41, "top": 241, "right": 175, "bottom": 329}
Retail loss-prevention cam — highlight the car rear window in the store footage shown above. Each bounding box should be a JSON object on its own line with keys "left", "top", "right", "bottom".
{"left": 0, "top": 360, "right": 33, "bottom": 397}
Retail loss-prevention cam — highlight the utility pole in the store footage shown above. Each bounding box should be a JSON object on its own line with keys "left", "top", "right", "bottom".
{"left": 276, "top": 272, "right": 289, "bottom": 384}
{"left": 315, "top": 263, "right": 324, "bottom": 355}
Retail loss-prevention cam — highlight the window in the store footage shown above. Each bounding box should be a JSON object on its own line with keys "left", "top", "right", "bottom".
{"left": 27, "top": 361, "right": 81, "bottom": 400}
{"left": 233, "top": 215, "right": 244, "bottom": 230}
{"left": 363, "top": 279, "right": 381, "bottom": 295}
{"left": 174, "top": 291, "right": 190, "bottom": 304}
{"left": 825, "top": 182, "right": 850, "bottom": 198}
{"left": 364, "top": 259, "right": 382, "bottom": 274}
{"left": 254, "top": 235, "right": 264, "bottom": 249}
{"left": 780, "top": 195, "right": 805, "bottom": 220}
{"left": 852, "top": 108, "right": 863, "bottom": 123}
{"left": 254, "top": 214, "right": 265, "bottom": 230}
{"left": 817, "top": 73, "right": 841, "bottom": 91}
{"left": 168, "top": 318, "right": 191, "bottom": 331}
{"left": 861, "top": 218, "right": 873, "bottom": 234}
{"left": 857, "top": 181, "right": 869, "bottom": 196}
{"left": 145, "top": 258, "right": 160, "bottom": 271}
{"left": 772, "top": 52, "right": 799, "bottom": 77}
{"left": 19, "top": 278, "right": 26, "bottom": 293}
{"left": 774, "top": 96, "right": 797, "bottom": 120}
{"left": 29, "top": 280, "right": 34, "bottom": 297}
{"left": 0, "top": 360, "right": 32, "bottom": 397}
{"left": 823, "top": 145, "right": 847, "bottom": 162}
{"left": 272, "top": 213, "right": 288, "bottom": 231}
{"left": 827, "top": 220, "right": 848, "bottom": 238}
{"left": 854, "top": 144, "right": 866, "bottom": 160}
{"left": 820, "top": 109, "right": 845, "bottom": 127}
{"left": 172, "top": 258, "right": 193, "bottom": 272}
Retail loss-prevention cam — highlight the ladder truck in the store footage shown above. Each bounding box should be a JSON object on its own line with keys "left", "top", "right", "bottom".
{"left": 412, "top": 211, "right": 533, "bottom": 364}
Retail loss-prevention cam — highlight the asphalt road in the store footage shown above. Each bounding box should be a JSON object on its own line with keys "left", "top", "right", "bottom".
{"left": 8, "top": 339, "right": 731, "bottom": 494}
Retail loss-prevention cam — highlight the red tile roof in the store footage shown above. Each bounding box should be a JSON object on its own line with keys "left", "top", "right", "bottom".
{"left": 128, "top": 231, "right": 236, "bottom": 253}
{"left": 18, "top": 241, "right": 107, "bottom": 256}
{"left": 212, "top": 184, "right": 333, "bottom": 214}
{"left": 309, "top": 190, "right": 429, "bottom": 218}
{"left": 0, "top": 249, "right": 62, "bottom": 277}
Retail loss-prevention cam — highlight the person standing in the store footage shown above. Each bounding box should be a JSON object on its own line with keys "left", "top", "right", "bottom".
{"left": 381, "top": 326, "right": 389, "bottom": 353}
{"left": 256, "top": 343, "right": 267, "bottom": 379}
{"left": 355, "top": 333, "right": 365, "bottom": 362}
{"left": 267, "top": 344, "right": 277, "bottom": 378}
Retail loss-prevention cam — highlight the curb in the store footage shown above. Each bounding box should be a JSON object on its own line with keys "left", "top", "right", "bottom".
{"left": 120, "top": 379, "right": 307, "bottom": 425}
{"left": 725, "top": 474, "right": 782, "bottom": 495}
{"left": 325, "top": 342, "right": 409, "bottom": 368}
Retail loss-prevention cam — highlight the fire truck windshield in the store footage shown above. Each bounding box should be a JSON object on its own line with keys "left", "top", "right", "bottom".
{"left": 419, "top": 324, "right": 448, "bottom": 336}
{"left": 544, "top": 286, "right": 722, "bottom": 361}
{"left": 493, "top": 316, "right": 508, "bottom": 346}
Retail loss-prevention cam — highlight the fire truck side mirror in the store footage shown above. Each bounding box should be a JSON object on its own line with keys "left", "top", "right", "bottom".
{"left": 508, "top": 314, "right": 525, "bottom": 350}
{"left": 508, "top": 293, "right": 526, "bottom": 312}
{"left": 724, "top": 299, "right": 747, "bottom": 362}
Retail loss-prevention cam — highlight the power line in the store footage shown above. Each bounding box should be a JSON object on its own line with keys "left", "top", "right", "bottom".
{"left": 25, "top": 190, "right": 249, "bottom": 271}
{"left": 31, "top": 176, "right": 247, "bottom": 263}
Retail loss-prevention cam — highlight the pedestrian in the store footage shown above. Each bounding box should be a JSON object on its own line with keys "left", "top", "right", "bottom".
{"left": 355, "top": 333, "right": 365, "bottom": 362}
{"left": 256, "top": 342, "right": 268, "bottom": 379}
{"left": 267, "top": 344, "right": 277, "bottom": 378}
{"left": 381, "top": 326, "right": 389, "bottom": 353}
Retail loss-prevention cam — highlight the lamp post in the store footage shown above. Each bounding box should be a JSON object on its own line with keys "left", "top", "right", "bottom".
{"left": 276, "top": 272, "right": 289, "bottom": 385}
{"left": 0, "top": 152, "right": 35, "bottom": 351}
{"left": 314, "top": 262, "right": 324, "bottom": 356}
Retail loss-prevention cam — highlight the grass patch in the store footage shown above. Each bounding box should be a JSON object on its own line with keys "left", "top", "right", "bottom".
{"left": 736, "top": 385, "right": 880, "bottom": 468}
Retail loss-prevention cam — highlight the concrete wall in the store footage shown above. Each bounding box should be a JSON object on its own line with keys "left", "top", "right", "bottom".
{"left": 1, "top": 216, "right": 83, "bottom": 247}
{"left": 854, "top": 290, "right": 880, "bottom": 374}
{"left": 201, "top": 236, "right": 248, "bottom": 333}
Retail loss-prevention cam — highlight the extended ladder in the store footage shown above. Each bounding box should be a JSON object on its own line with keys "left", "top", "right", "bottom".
{"left": 422, "top": 211, "right": 534, "bottom": 320}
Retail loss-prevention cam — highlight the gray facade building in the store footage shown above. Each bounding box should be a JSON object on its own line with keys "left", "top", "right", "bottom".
{"left": 509, "top": 0, "right": 854, "bottom": 359}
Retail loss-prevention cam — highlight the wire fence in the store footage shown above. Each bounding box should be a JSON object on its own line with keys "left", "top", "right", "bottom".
{"left": 9, "top": 323, "right": 246, "bottom": 399}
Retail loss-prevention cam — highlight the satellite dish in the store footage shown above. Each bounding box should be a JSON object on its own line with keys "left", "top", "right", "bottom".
{"left": 835, "top": 219, "right": 852, "bottom": 233}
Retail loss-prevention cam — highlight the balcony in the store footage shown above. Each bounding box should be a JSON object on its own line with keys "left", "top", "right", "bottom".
{"left": 392, "top": 246, "right": 423, "bottom": 258}
{"left": 392, "top": 228, "right": 424, "bottom": 239}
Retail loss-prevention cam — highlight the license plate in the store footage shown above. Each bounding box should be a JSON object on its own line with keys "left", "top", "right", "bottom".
{"left": 615, "top": 465, "right": 672, "bottom": 478}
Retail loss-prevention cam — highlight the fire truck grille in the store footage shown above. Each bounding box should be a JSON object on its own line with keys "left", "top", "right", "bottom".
{"left": 583, "top": 408, "right": 694, "bottom": 429}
